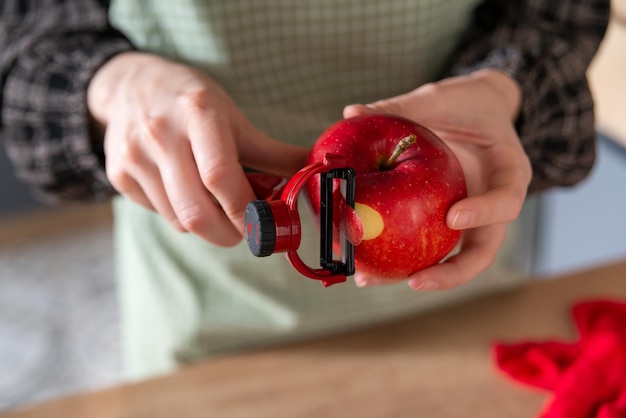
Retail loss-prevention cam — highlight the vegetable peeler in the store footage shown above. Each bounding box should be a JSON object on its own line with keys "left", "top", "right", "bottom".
{"left": 244, "top": 154, "right": 356, "bottom": 287}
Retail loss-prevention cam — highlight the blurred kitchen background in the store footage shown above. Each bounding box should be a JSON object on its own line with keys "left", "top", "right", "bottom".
{"left": 1, "top": 1, "right": 625, "bottom": 412}
{"left": 0, "top": 157, "right": 121, "bottom": 410}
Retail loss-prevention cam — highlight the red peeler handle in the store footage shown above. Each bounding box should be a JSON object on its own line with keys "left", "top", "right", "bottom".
{"left": 244, "top": 154, "right": 354, "bottom": 287}
{"left": 246, "top": 173, "right": 288, "bottom": 201}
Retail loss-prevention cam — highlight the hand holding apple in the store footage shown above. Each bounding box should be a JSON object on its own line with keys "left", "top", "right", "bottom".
{"left": 306, "top": 114, "right": 468, "bottom": 280}
{"left": 343, "top": 69, "right": 532, "bottom": 290}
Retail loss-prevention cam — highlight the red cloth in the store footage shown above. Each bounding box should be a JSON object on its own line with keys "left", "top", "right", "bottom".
{"left": 493, "top": 300, "right": 626, "bottom": 418}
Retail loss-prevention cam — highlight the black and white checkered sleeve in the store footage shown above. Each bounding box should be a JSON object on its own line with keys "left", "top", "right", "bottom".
{"left": 448, "top": 0, "right": 610, "bottom": 192}
{"left": 0, "top": 0, "right": 134, "bottom": 203}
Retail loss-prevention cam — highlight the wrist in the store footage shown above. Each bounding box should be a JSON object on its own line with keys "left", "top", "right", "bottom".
{"left": 470, "top": 69, "right": 522, "bottom": 121}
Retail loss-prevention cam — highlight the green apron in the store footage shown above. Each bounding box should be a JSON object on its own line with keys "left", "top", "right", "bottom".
{"left": 109, "top": 0, "right": 529, "bottom": 380}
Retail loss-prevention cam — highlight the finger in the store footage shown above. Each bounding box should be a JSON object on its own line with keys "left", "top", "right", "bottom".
{"left": 159, "top": 138, "right": 243, "bottom": 245}
{"left": 185, "top": 103, "right": 257, "bottom": 240}
{"left": 137, "top": 109, "right": 242, "bottom": 245}
{"left": 343, "top": 84, "right": 441, "bottom": 122}
{"left": 448, "top": 144, "right": 531, "bottom": 230}
{"left": 447, "top": 186, "right": 523, "bottom": 230}
{"left": 132, "top": 164, "right": 187, "bottom": 233}
{"left": 353, "top": 269, "right": 407, "bottom": 287}
{"left": 106, "top": 121, "right": 187, "bottom": 232}
{"left": 353, "top": 271, "right": 370, "bottom": 287}
{"left": 237, "top": 124, "right": 309, "bottom": 178}
{"left": 343, "top": 104, "right": 374, "bottom": 118}
{"left": 108, "top": 172, "right": 156, "bottom": 214}
{"left": 121, "top": 142, "right": 181, "bottom": 230}
{"left": 407, "top": 224, "right": 506, "bottom": 290}
{"left": 343, "top": 96, "right": 412, "bottom": 120}
{"left": 353, "top": 271, "right": 393, "bottom": 287}
{"left": 123, "top": 171, "right": 188, "bottom": 234}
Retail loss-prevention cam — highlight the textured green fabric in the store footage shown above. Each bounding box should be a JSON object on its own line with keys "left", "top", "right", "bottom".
{"left": 110, "top": 0, "right": 482, "bottom": 144}
{"left": 109, "top": 0, "right": 528, "bottom": 380}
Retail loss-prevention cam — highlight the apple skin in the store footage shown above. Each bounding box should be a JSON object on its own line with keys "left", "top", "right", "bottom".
{"left": 306, "top": 114, "right": 467, "bottom": 280}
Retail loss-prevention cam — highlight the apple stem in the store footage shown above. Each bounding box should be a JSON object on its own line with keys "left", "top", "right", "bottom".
{"left": 383, "top": 134, "right": 417, "bottom": 169}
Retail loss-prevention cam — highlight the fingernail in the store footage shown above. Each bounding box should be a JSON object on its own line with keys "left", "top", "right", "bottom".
{"left": 451, "top": 209, "right": 475, "bottom": 229}
{"left": 354, "top": 275, "right": 368, "bottom": 287}
{"left": 355, "top": 275, "right": 385, "bottom": 287}
{"left": 363, "top": 104, "right": 379, "bottom": 113}
{"left": 409, "top": 280, "right": 439, "bottom": 291}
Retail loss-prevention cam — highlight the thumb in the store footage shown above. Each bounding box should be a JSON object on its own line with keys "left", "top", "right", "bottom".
{"left": 343, "top": 103, "right": 376, "bottom": 118}
{"left": 343, "top": 93, "right": 416, "bottom": 120}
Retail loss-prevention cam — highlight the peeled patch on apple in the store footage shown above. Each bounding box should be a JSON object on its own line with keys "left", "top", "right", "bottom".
{"left": 306, "top": 114, "right": 467, "bottom": 280}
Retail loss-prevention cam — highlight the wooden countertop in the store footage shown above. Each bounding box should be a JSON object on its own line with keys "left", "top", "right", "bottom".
{"left": 0, "top": 204, "right": 112, "bottom": 247}
{"left": 3, "top": 260, "right": 626, "bottom": 418}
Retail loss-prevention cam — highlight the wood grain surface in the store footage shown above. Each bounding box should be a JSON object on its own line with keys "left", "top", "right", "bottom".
{"left": 3, "top": 260, "right": 625, "bottom": 418}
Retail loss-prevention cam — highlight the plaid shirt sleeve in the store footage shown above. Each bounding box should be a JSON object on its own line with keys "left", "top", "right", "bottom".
{"left": 1, "top": 0, "right": 610, "bottom": 202}
{"left": 448, "top": 0, "right": 610, "bottom": 192}
{"left": 0, "top": 0, "right": 133, "bottom": 203}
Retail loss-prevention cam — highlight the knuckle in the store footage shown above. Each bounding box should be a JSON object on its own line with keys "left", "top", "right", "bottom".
{"left": 510, "top": 194, "right": 526, "bottom": 218}
{"left": 515, "top": 152, "right": 533, "bottom": 188}
{"left": 416, "top": 81, "right": 442, "bottom": 98}
{"left": 506, "top": 181, "right": 529, "bottom": 222}
{"left": 182, "top": 88, "right": 208, "bottom": 109}
{"left": 106, "top": 164, "right": 132, "bottom": 192}
{"left": 181, "top": 88, "right": 217, "bottom": 117}
{"left": 522, "top": 154, "right": 532, "bottom": 178}
{"left": 181, "top": 88, "right": 233, "bottom": 128}
{"left": 119, "top": 139, "right": 144, "bottom": 166}
{"left": 141, "top": 115, "right": 170, "bottom": 150}
{"left": 106, "top": 141, "right": 145, "bottom": 192}
{"left": 175, "top": 201, "right": 207, "bottom": 232}
{"left": 199, "top": 160, "right": 232, "bottom": 191}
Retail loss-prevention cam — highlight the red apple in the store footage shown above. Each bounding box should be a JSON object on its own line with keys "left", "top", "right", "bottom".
{"left": 306, "top": 114, "right": 467, "bottom": 280}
